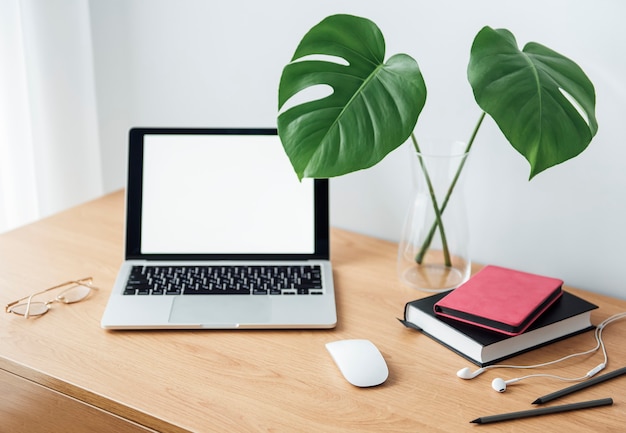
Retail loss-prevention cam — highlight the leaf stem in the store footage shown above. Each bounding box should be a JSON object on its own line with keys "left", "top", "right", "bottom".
{"left": 411, "top": 133, "right": 451, "bottom": 267}
{"left": 413, "top": 112, "right": 486, "bottom": 264}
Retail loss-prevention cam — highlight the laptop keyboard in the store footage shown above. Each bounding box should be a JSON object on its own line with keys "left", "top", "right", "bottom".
{"left": 123, "top": 265, "right": 324, "bottom": 296}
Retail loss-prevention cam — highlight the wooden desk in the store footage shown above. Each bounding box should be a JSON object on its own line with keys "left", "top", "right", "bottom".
{"left": 1, "top": 190, "right": 624, "bottom": 432}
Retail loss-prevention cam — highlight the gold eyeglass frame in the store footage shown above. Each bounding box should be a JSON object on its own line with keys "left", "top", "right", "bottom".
{"left": 5, "top": 277, "right": 98, "bottom": 319}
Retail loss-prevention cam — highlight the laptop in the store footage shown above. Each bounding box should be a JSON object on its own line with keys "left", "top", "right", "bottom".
{"left": 101, "top": 128, "right": 337, "bottom": 329}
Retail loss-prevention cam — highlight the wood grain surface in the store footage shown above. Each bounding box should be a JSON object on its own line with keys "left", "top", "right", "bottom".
{"left": 1, "top": 190, "right": 624, "bottom": 432}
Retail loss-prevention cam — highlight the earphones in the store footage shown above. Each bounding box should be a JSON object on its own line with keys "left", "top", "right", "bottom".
{"left": 488, "top": 363, "right": 607, "bottom": 392}
{"left": 456, "top": 363, "right": 607, "bottom": 392}
{"left": 456, "top": 312, "right": 626, "bottom": 392}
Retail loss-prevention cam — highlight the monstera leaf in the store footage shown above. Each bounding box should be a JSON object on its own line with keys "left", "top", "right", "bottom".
{"left": 278, "top": 14, "right": 426, "bottom": 180}
{"left": 468, "top": 27, "right": 598, "bottom": 179}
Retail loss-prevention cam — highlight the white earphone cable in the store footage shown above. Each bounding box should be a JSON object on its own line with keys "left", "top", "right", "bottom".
{"left": 487, "top": 312, "right": 626, "bottom": 372}
{"left": 461, "top": 312, "right": 626, "bottom": 388}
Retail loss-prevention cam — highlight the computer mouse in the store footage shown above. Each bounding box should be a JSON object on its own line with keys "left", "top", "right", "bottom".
{"left": 325, "top": 339, "right": 389, "bottom": 387}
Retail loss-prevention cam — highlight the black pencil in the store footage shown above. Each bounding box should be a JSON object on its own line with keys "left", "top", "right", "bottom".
{"left": 533, "top": 366, "right": 626, "bottom": 404}
{"left": 470, "top": 398, "right": 613, "bottom": 424}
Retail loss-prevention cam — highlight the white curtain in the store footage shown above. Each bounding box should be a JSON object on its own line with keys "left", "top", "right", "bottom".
{"left": 0, "top": 0, "right": 103, "bottom": 233}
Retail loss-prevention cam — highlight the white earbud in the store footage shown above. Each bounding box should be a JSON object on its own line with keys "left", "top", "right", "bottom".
{"left": 491, "top": 377, "right": 522, "bottom": 392}
{"left": 490, "top": 363, "right": 607, "bottom": 393}
{"left": 456, "top": 367, "right": 486, "bottom": 380}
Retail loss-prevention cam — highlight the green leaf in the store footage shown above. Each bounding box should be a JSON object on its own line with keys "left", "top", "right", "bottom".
{"left": 278, "top": 14, "right": 426, "bottom": 180}
{"left": 468, "top": 26, "right": 598, "bottom": 179}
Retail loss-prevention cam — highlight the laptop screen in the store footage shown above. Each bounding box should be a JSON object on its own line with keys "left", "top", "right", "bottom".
{"left": 125, "top": 128, "right": 329, "bottom": 260}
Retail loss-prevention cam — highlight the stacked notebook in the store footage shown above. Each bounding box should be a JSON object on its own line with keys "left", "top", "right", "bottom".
{"left": 401, "top": 265, "right": 598, "bottom": 366}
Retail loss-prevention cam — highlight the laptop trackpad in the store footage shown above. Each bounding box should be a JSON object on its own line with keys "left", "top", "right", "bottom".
{"left": 169, "top": 296, "right": 271, "bottom": 326}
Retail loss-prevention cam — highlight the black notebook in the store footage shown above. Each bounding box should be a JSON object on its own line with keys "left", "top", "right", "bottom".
{"left": 401, "top": 290, "right": 598, "bottom": 366}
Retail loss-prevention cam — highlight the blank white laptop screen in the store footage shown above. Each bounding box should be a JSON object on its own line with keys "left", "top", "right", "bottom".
{"left": 140, "top": 133, "right": 315, "bottom": 255}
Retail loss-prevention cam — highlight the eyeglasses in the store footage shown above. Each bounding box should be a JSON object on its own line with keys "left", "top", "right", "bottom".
{"left": 5, "top": 277, "right": 98, "bottom": 318}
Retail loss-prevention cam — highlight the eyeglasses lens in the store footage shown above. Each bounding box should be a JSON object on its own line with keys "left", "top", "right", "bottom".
{"left": 10, "top": 302, "right": 49, "bottom": 316}
{"left": 57, "top": 284, "right": 92, "bottom": 303}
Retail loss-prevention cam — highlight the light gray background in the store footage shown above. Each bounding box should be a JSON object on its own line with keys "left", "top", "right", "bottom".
{"left": 88, "top": 0, "right": 625, "bottom": 299}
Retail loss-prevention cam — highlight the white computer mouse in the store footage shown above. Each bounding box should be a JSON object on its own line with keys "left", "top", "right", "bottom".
{"left": 325, "top": 339, "right": 389, "bottom": 387}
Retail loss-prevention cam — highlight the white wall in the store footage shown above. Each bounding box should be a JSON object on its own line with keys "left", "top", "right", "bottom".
{"left": 89, "top": 0, "right": 626, "bottom": 300}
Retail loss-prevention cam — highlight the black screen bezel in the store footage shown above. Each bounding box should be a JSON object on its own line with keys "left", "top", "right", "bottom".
{"left": 124, "top": 127, "right": 330, "bottom": 261}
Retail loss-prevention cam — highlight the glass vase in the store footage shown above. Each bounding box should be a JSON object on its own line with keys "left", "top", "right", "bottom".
{"left": 397, "top": 139, "right": 471, "bottom": 292}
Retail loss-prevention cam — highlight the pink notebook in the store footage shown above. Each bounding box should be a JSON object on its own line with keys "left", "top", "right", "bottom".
{"left": 433, "top": 265, "right": 563, "bottom": 336}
